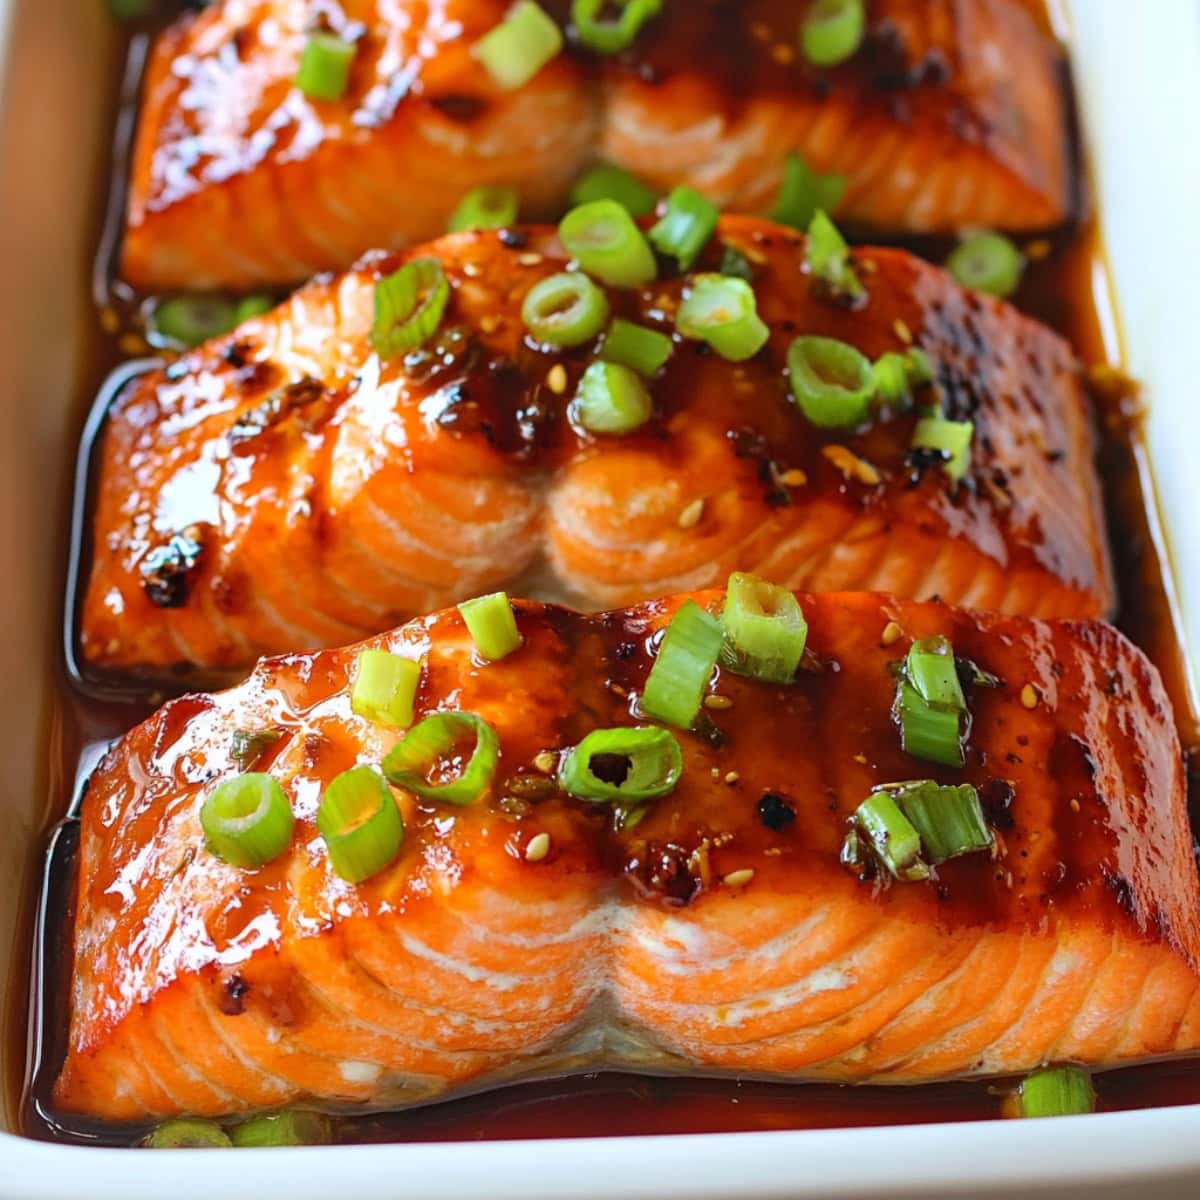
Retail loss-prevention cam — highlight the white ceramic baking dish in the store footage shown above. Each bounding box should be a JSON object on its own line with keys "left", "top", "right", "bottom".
{"left": 1, "top": 1, "right": 1198, "bottom": 1195}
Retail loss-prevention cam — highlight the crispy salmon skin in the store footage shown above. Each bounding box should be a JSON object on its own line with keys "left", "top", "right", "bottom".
{"left": 81, "top": 217, "right": 1112, "bottom": 678}
{"left": 123, "top": 0, "right": 1073, "bottom": 290}
{"left": 54, "top": 590, "right": 1199, "bottom": 1122}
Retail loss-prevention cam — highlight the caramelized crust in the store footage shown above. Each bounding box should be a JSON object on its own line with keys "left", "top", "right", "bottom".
{"left": 82, "top": 217, "right": 1113, "bottom": 678}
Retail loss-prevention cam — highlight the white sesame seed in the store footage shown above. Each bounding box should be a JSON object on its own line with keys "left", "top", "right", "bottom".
{"left": 723, "top": 868, "right": 755, "bottom": 888}
{"left": 704, "top": 694, "right": 733, "bottom": 710}
{"left": 880, "top": 621, "right": 903, "bottom": 647}
{"left": 525, "top": 832, "right": 551, "bottom": 862}
{"left": 677, "top": 498, "right": 705, "bottom": 529}
{"left": 533, "top": 751, "right": 557, "bottom": 774}
{"left": 724, "top": 771, "right": 740, "bottom": 785}
{"left": 1020, "top": 684, "right": 1039, "bottom": 709}
{"left": 546, "top": 364, "right": 568, "bottom": 394}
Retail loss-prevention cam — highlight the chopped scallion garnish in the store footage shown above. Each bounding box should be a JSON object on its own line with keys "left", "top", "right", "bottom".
{"left": 558, "top": 199, "right": 657, "bottom": 288}
{"left": 350, "top": 649, "right": 420, "bottom": 728}
{"left": 946, "top": 231, "right": 1025, "bottom": 298}
{"left": 806, "top": 209, "right": 864, "bottom": 302}
{"left": 641, "top": 599, "right": 724, "bottom": 729}
{"left": 906, "top": 635, "right": 966, "bottom": 712}
{"left": 558, "top": 726, "right": 682, "bottom": 802}
{"left": 894, "top": 680, "right": 964, "bottom": 767}
{"left": 843, "top": 790, "right": 929, "bottom": 882}
{"left": 574, "top": 360, "right": 653, "bottom": 434}
{"left": 317, "top": 766, "right": 404, "bottom": 883}
{"left": 383, "top": 712, "right": 499, "bottom": 806}
{"left": 143, "top": 1119, "right": 232, "bottom": 1149}
{"left": 458, "top": 591, "right": 524, "bottom": 661}
{"left": 521, "top": 271, "right": 610, "bottom": 347}
{"left": 370, "top": 258, "right": 451, "bottom": 359}
{"left": 472, "top": 1, "right": 564, "bottom": 90}
{"left": 872, "top": 351, "right": 912, "bottom": 407}
{"left": 448, "top": 185, "right": 520, "bottom": 233}
{"left": 912, "top": 415, "right": 974, "bottom": 482}
{"left": 1018, "top": 1066, "right": 1096, "bottom": 1118}
{"left": 230, "top": 1110, "right": 333, "bottom": 1148}
{"left": 649, "top": 186, "right": 719, "bottom": 271}
{"left": 721, "top": 573, "right": 808, "bottom": 684}
{"left": 295, "top": 32, "right": 357, "bottom": 102}
{"left": 200, "top": 773, "right": 294, "bottom": 869}
{"left": 600, "top": 318, "right": 673, "bottom": 376}
{"left": 788, "top": 335, "right": 874, "bottom": 428}
{"left": 769, "top": 153, "right": 846, "bottom": 231}
{"left": 799, "top": 0, "right": 866, "bottom": 67}
{"left": 894, "top": 780, "right": 992, "bottom": 865}
{"left": 675, "top": 274, "right": 769, "bottom": 362}
{"left": 152, "top": 295, "right": 238, "bottom": 348}
{"left": 571, "top": 0, "right": 663, "bottom": 54}
{"left": 718, "top": 244, "right": 755, "bottom": 282}
{"left": 569, "top": 164, "right": 658, "bottom": 218}
{"left": 234, "top": 294, "right": 274, "bottom": 322}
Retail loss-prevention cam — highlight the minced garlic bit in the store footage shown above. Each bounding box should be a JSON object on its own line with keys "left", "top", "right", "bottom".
{"left": 880, "top": 621, "right": 903, "bottom": 647}
{"left": 524, "top": 832, "right": 551, "bottom": 863}
{"left": 1020, "top": 684, "right": 1039, "bottom": 709}
{"left": 546, "top": 364, "right": 568, "bottom": 395}
{"left": 677, "top": 498, "right": 705, "bottom": 529}
{"left": 532, "top": 750, "right": 558, "bottom": 775}
{"left": 822, "top": 444, "right": 881, "bottom": 486}
{"left": 704, "top": 694, "right": 733, "bottom": 711}
{"left": 893, "top": 318, "right": 913, "bottom": 345}
{"left": 779, "top": 468, "right": 808, "bottom": 487}
{"left": 723, "top": 868, "right": 755, "bottom": 888}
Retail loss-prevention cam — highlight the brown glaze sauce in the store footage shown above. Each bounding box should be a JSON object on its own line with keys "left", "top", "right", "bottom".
{"left": 12, "top": 0, "right": 1200, "bottom": 1149}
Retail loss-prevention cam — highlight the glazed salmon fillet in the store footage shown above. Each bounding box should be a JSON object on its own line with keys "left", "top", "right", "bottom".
{"left": 123, "top": 0, "right": 1072, "bottom": 291}
{"left": 54, "top": 590, "right": 1200, "bottom": 1122}
{"left": 81, "top": 217, "right": 1113, "bottom": 679}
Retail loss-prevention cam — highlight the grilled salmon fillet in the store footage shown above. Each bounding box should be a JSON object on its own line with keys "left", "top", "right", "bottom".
{"left": 123, "top": 0, "right": 1072, "bottom": 291}
{"left": 81, "top": 217, "right": 1113, "bottom": 679}
{"left": 54, "top": 590, "right": 1199, "bottom": 1122}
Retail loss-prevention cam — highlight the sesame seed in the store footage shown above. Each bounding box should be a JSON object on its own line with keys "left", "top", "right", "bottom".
{"left": 1025, "top": 238, "right": 1052, "bottom": 261}
{"left": 524, "top": 832, "right": 551, "bottom": 863}
{"left": 771, "top": 43, "right": 795, "bottom": 65}
{"left": 763, "top": 847, "right": 782, "bottom": 857}
{"left": 750, "top": 20, "right": 770, "bottom": 40}
{"left": 704, "top": 694, "right": 733, "bottom": 710}
{"left": 533, "top": 750, "right": 557, "bottom": 774}
{"left": 517, "top": 252, "right": 543, "bottom": 267}
{"left": 1069, "top": 797, "right": 1080, "bottom": 813}
{"left": 99, "top": 307, "right": 120, "bottom": 335}
{"left": 880, "top": 621, "right": 903, "bottom": 647}
{"left": 724, "top": 771, "right": 740, "bottom": 785}
{"left": 822, "top": 445, "right": 881, "bottom": 486}
{"left": 118, "top": 333, "right": 148, "bottom": 356}
{"left": 723, "top": 868, "right": 755, "bottom": 888}
{"left": 893, "top": 319, "right": 913, "bottom": 345}
{"left": 711, "top": 767, "right": 721, "bottom": 780}
{"left": 105, "top": 638, "right": 122, "bottom": 655}
{"left": 859, "top": 258, "right": 878, "bottom": 274}
{"left": 779, "top": 468, "right": 808, "bottom": 487}
{"left": 678, "top": 498, "right": 705, "bottom": 529}
{"left": 852, "top": 754, "right": 868, "bottom": 765}
{"left": 480, "top": 315, "right": 500, "bottom": 334}
{"left": 546, "top": 364, "right": 568, "bottom": 394}
{"left": 1020, "top": 684, "right": 1039, "bottom": 709}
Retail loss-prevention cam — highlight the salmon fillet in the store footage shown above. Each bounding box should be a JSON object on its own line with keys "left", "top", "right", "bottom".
{"left": 80, "top": 217, "right": 1113, "bottom": 679}
{"left": 122, "top": 0, "right": 1073, "bottom": 291}
{"left": 54, "top": 590, "right": 1199, "bottom": 1122}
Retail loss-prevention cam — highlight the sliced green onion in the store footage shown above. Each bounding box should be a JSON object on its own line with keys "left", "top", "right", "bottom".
{"left": 1019, "top": 1066, "right": 1096, "bottom": 1118}
{"left": 317, "top": 766, "right": 404, "bottom": 883}
{"left": 350, "top": 648, "right": 420, "bottom": 728}
{"left": 675, "top": 274, "right": 769, "bottom": 362}
{"left": 649, "top": 186, "right": 719, "bottom": 272}
{"left": 569, "top": 164, "right": 658, "bottom": 218}
{"left": 448, "top": 185, "right": 520, "bottom": 233}
{"left": 720, "top": 572, "right": 807, "bottom": 684}
{"left": 558, "top": 199, "right": 657, "bottom": 288}
{"left": 895, "top": 680, "right": 964, "bottom": 768}
{"left": 231, "top": 727, "right": 283, "bottom": 771}
{"left": 600, "top": 318, "right": 673, "bottom": 376}
{"left": 892, "top": 781, "right": 992, "bottom": 865}
{"left": 718, "top": 244, "right": 755, "bottom": 282}
{"left": 905, "top": 347, "right": 935, "bottom": 387}
{"left": 844, "top": 790, "right": 929, "bottom": 882}
{"left": 144, "top": 1119, "right": 232, "bottom": 1149}
{"left": 873, "top": 351, "right": 912, "bottom": 407}
{"left": 383, "top": 712, "right": 499, "bottom": 806}
{"left": 201, "top": 773, "right": 294, "bottom": 869}
{"left": 472, "top": 1, "right": 564, "bottom": 90}
{"left": 296, "top": 33, "right": 357, "bottom": 102}
{"left": 571, "top": 0, "right": 663, "bottom": 54}
{"left": 913, "top": 415, "right": 974, "bottom": 482}
{"left": 371, "top": 258, "right": 451, "bottom": 359}
{"left": 458, "top": 591, "right": 523, "bottom": 661}
{"left": 152, "top": 295, "right": 238, "bottom": 347}
{"left": 769, "top": 153, "right": 846, "bottom": 231}
{"left": 806, "top": 209, "right": 864, "bottom": 302}
{"left": 641, "top": 599, "right": 724, "bottom": 729}
{"left": 558, "top": 726, "right": 682, "bottom": 802}
{"left": 788, "top": 335, "right": 874, "bottom": 428}
{"left": 574, "top": 360, "right": 653, "bottom": 434}
{"left": 521, "top": 271, "right": 610, "bottom": 347}
{"left": 800, "top": 0, "right": 866, "bottom": 67}
{"left": 946, "top": 231, "right": 1024, "bottom": 299}
{"left": 234, "top": 294, "right": 274, "bottom": 322}
{"left": 906, "top": 635, "right": 966, "bottom": 713}
{"left": 230, "top": 1111, "right": 333, "bottom": 1148}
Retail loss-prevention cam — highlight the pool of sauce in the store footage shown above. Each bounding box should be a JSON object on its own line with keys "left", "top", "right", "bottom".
{"left": 11, "top": 0, "right": 1200, "bottom": 1148}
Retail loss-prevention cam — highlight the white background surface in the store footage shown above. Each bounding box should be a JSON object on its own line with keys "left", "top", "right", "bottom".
{"left": 0, "top": 0, "right": 1198, "bottom": 1196}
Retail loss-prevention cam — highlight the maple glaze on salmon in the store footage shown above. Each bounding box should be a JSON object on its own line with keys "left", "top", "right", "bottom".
{"left": 53, "top": 590, "right": 1199, "bottom": 1122}
{"left": 81, "top": 217, "right": 1113, "bottom": 679}
{"left": 123, "top": 0, "right": 1073, "bottom": 291}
